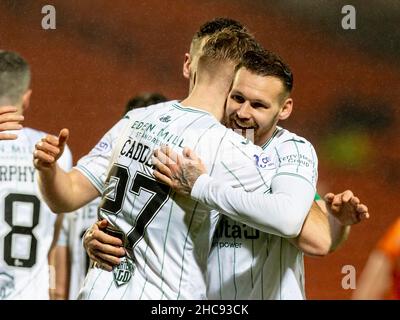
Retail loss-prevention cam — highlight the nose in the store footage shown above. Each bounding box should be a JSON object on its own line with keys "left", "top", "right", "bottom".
{"left": 236, "top": 101, "right": 252, "bottom": 120}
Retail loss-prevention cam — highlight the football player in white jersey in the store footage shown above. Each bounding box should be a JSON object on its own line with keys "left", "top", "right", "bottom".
{"left": 0, "top": 50, "right": 72, "bottom": 300}
{"left": 151, "top": 50, "right": 369, "bottom": 299}
{"left": 51, "top": 93, "right": 167, "bottom": 300}
{"left": 33, "top": 28, "right": 320, "bottom": 299}
{"left": 82, "top": 18, "right": 368, "bottom": 300}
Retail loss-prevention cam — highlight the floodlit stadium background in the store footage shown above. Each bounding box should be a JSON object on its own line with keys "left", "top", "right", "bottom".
{"left": 1, "top": 0, "right": 399, "bottom": 299}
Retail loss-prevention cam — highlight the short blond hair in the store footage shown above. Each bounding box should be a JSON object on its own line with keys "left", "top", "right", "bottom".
{"left": 189, "top": 18, "right": 248, "bottom": 58}
{"left": 198, "top": 27, "right": 262, "bottom": 67}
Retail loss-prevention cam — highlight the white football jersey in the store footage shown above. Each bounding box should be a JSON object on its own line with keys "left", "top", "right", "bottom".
{"left": 75, "top": 101, "right": 314, "bottom": 300}
{"left": 207, "top": 127, "right": 317, "bottom": 300}
{"left": 57, "top": 198, "right": 99, "bottom": 299}
{"left": 0, "top": 127, "right": 72, "bottom": 300}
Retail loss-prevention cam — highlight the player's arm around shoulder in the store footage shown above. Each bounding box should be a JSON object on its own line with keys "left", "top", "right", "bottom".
{"left": 272, "top": 134, "right": 327, "bottom": 254}
{"left": 290, "top": 199, "right": 332, "bottom": 257}
{"left": 265, "top": 134, "right": 318, "bottom": 233}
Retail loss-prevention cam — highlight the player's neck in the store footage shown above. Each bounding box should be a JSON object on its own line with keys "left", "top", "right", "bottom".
{"left": 182, "top": 62, "right": 235, "bottom": 120}
{"left": 255, "top": 126, "right": 279, "bottom": 147}
{"left": 181, "top": 85, "right": 228, "bottom": 121}
{"left": 181, "top": 75, "right": 232, "bottom": 121}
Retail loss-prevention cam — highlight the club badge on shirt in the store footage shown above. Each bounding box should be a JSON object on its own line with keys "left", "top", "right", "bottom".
{"left": 253, "top": 153, "right": 275, "bottom": 169}
{"left": 113, "top": 256, "right": 135, "bottom": 287}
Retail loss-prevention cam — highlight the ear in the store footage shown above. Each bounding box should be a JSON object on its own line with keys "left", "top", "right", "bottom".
{"left": 182, "top": 53, "right": 191, "bottom": 79}
{"left": 278, "top": 98, "right": 293, "bottom": 121}
{"left": 21, "top": 89, "right": 32, "bottom": 113}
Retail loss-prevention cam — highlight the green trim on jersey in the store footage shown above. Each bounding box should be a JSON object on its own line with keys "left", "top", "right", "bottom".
{"left": 138, "top": 243, "right": 150, "bottom": 299}
{"left": 76, "top": 165, "right": 103, "bottom": 193}
{"left": 102, "top": 279, "right": 114, "bottom": 299}
{"left": 233, "top": 221, "right": 238, "bottom": 299}
{"left": 272, "top": 172, "right": 316, "bottom": 191}
{"left": 274, "top": 146, "right": 282, "bottom": 166}
{"left": 261, "top": 128, "right": 280, "bottom": 150}
{"left": 159, "top": 193, "right": 176, "bottom": 299}
{"left": 209, "top": 131, "right": 229, "bottom": 175}
{"left": 293, "top": 140, "right": 301, "bottom": 173}
{"left": 216, "top": 244, "right": 223, "bottom": 299}
{"left": 221, "top": 162, "right": 250, "bottom": 191}
{"left": 310, "top": 143, "right": 317, "bottom": 185}
{"left": 314, "top": 193, "right": 322, "bottom": 201}
{"left": 176, "top": 201, "right": 200, "bottom": 300}
{"left": 172, "top": 102, "right": 211, "bottom": 115}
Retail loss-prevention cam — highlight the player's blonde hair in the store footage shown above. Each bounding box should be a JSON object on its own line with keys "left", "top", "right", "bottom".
{"left": 189, "top": 18, "right": 248, "bottom": 59}
{"left": 198, "top": 27, "right": 262, "bottom": 68}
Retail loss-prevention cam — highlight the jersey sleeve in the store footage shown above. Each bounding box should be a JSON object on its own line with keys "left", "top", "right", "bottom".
{"left": 75, "top": 116, "right": 130, "bottom": 194}
{"left": 191, "top": 174, "right": 314, "bottom": 237}
{"left": 272, "top": 137, "right": 318, "bottom": 189}
{"left": 191, "top": 130, "right": 317, "bottom": 238}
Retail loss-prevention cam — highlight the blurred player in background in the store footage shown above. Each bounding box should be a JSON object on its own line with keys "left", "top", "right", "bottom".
{"left": 124, "top": 92, "right": 167, "bottom": 115}
{"left": 51, "top": 92, "right": 167, "bottom": 300}
{"left": 0, "top": 50, "right": 72, "bottom": 300}
{"left": 353, "top": 218, "right": 400, "bottom": 300}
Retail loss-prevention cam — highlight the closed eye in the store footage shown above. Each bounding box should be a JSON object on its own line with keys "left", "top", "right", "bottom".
{"left": 251, "top": 102, "right": 268, "bottom": 109}
{"left": 230, "top": 94, "right": 245, "bottom": 103}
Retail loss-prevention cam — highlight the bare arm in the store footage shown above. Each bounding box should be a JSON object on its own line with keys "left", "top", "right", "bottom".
{"left": 48, "top": 214, "right": 69, "bottom": 300}
{"left": 288, "top": 201, "right": 332, "bottom": 256}
{"left": 33, "top": 128, "right": 100, "bottom": 212}
{"left": 323, "top": 198, "right": 351, "bottom": 253}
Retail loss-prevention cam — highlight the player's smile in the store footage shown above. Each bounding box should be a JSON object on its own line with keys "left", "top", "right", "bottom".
{"left": 232, "top": 118, "right": 256, "bottom": 130}
{"left": 229, "top": 117, "right": 258, "bottom": 139}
